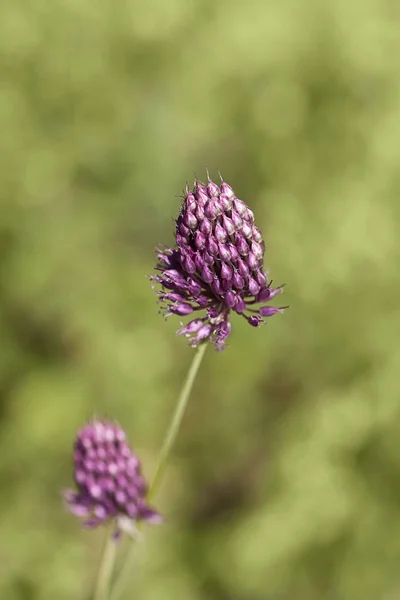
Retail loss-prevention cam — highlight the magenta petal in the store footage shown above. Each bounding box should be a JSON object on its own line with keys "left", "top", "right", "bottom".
{"left": 171, "top": 303, "right": 194, "bottom": 316}
{"left": 259, "top": 306, "right": 285, "bottom": 317}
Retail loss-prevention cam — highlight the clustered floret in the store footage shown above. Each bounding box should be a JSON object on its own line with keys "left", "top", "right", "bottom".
{"left": 151, "top": 176, "right": 285, "bottom": 350}
{"left": 64, "top": 420, "right": 161, "bottom": 535}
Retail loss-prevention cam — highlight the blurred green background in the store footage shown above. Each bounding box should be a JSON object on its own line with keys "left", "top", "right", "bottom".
{"left": 1, "top": 0, "right": 400, "bottom": 599}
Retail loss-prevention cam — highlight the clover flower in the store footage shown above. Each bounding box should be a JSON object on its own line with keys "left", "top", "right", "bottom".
{"left": 151, "top": 176, "right": 285, "bottom": 350}
{"left": 64, "top": 420, "right": 161, "bottom": 536}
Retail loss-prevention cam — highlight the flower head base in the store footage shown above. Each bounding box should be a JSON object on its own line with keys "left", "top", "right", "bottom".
{"left": 151, "top": 176, "right": 285, "bottom": 350}
{"left": 64, "top": 420, "right": 161, "bottom": 536}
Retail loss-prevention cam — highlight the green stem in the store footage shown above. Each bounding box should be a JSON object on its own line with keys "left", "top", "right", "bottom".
{"left": 109, "top": 342, "right": 208, "bottom": 600}
{"left": 93, "top": 526, "right": 117, "bottom": 600}
{"left": 148, "top": 341, "right": 208, "bottom": 500}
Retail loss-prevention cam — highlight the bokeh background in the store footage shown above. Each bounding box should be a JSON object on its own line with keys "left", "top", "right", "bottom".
{"left": 1, "top": 0, "right": 400, "bottom": 599}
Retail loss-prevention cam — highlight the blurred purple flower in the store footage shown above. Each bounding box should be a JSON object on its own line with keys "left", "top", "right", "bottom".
{"left": 151, "top": 175, "right": 286, "bottom": 350}
{"left": 64, "top": 420, "right": 161, "bottom": 536}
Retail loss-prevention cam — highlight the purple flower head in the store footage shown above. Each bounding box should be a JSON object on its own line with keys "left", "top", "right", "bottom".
{"left": 64, "top": 419, "right": 161, "bottom": 536}
{"left": 151, "top": 175, "right": 286, "bottom": 350}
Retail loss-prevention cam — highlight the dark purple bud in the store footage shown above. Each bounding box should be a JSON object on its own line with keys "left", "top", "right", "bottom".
{"left": 222, "top": 278, "right": 232, "bottom": 291}
{"left": 203, "top": 251, "right": 215, "bottom": 266}
{"left": 195, "top": 231, "right": 206, "bottom": 250}
{"left": 188, "top": 278, "right": 202, "bottom": 297}
{"left": 247, "top": 252, "right": 259, "bottom": 271}
{"left": 219, "top": 194, "right": 233, "bottom": 211}
{"left": 186, "top": 202, "right": 197, "bottom": 217}
{"left": 171, "top": 303, "right": 194, "bottom": 316}
{"left": 256, "top": 269, "right": 267, "bottom": 286}
{"left": 212, "top": 277, "right": 223, "bottom": 296}
{"left": 241, "top": 222, "right": 253, "bottom": 239}
{"left": 207, "top": 179, "right": 219, "bottom": 196}
{"left": 251, "top": 241, "right": 264, "bottom": 261}
{"left": 244, "top": 208, "right": 255, "bottom": 223}
{"left": 259, "top": 306, "right": 285, "bottom": 317}
{"left": 182, "top": 255, "right": 196, "bottom": 274}
{"left": 166, "top": 269, "right": 187, "bottom": 285}
{"left": 200, "top": 218, "right": 212, "bottom": 236}
{"left": 156, "top": 253, "right": 173, "bottom": 268}
{"left": 248, "top": 315, "right": 263, "bottom": 327}
{"left": 195, "top": 204, "right": 205, "bottom": 221}
{"left": 194, "top": 180, "right": 208, "bottom": 196}
{"left": 178, "top": 223, "right": 190, "bottom": 238}
{"left": 176, "top": 233, "right": 188, "bottom": 247}
{"left": 225, "top": 290, "right": 236, "bottom": 308}
{"left": 233, "top": 271, "right": 245, "bottom": 289}
{"left": 195, "top": 253, "right": 206, "bottom": 272}
{"left": 252, "top": 226, "right": 263, "bottom": 244}
{"left": 222, "top": 214, "right": 235, "bottom": 237}
{"left": 256, "top": 287, "right": 272, "bottom": 302}
{"left": 218, "top": 243, "right": 231, "bottom": 263}
{"left": 196, "top": 296, "right": 211, "bottom": 308}
{"left": 186, "top": 190, "right": 196, "bottom": 204}
{"left": 195, "top": 187, "right": 208, "bottom": 206}
{"left": 201, "top": 265, "right": 213, "bottom": 283}
{"left": 236, "top": 235, "right": 249, "bottom": 256}
{"left": 214, "top": 199, "right": 225, "bottom": 217}
{"left": 214, "top": 222, "right": 228, "bottom": 243}
{"left": 184, "top": 212, "right": 197, "bottom": 229}
{"left": 233, "top": 198, "right": 247, "bottom": 216}
{"left": 235, "top": 298, "right": 246, "bottom": 313}
{"left": 161, "top": 292, "right": 188, "bottom": 303}
{"left": 237, "top": 258, "right": 250, "bottom": 280}
{"left": 248, "top": 278, "right": 260, "bottom": 296}
{"left": 221, "top": 263, "right": 233, "bottom": 281}
{"left": 206, "top": 237, "right": 219, "bottom": 256}
{"left": 204, "top": 200, "right": 218, "bottom": 220}
{"left": 220, "top": 181, "right": 235, "bottom": 198}
{"left": 228, "top": 243, "right": 239, "bottom": 263}
{"left": 257, "top": 286, "right": 283, "bottom": 302}
{"left": 231, "top": 210, "right": 243, "bottom": 230}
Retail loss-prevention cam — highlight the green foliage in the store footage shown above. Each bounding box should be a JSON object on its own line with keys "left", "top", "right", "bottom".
{"left": 0, "top": 0, "right": 399, "bottom": 598}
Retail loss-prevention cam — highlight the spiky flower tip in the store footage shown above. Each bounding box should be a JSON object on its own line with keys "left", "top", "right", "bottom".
{"left": 151, "top": 175, "right": 286, "bottom": 350}
{"left": 64, "top": 420, "right": 161, "bottom": 537}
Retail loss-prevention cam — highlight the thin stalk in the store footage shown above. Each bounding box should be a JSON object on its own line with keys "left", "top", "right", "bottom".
{"left": 148, "top": 341, "right": 208, "bottom": 500}
{"left": 93, "top": 526, "right": 117, "bottom": 600}
{"left": 109, "top": 342, "right": 208, "bottom": 600}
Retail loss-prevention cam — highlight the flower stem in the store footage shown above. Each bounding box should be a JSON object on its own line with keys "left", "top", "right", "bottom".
{"left": 93, "top": 526, "right": 117, "bottom": 600}
{"left": 109, "top": 342, "right": 208, "bottom": 600}
{"left": 148, "top": 341, "right": 208, "bottom": 500}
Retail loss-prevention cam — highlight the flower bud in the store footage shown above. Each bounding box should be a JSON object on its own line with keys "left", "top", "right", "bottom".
{"left": 64, "top": 420, "right": 161, "bottom": 534}
{"left": 151, "top": 175, "right": 285, "bottom": 349}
